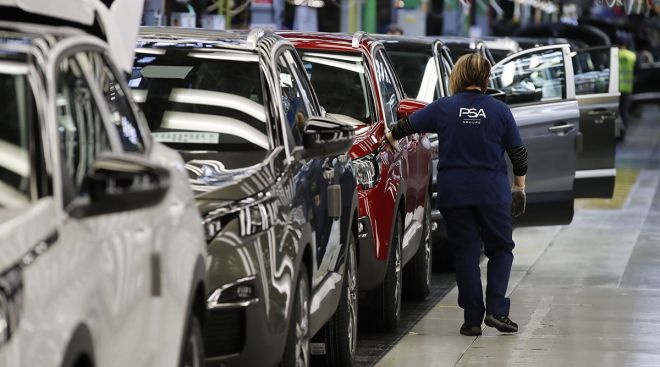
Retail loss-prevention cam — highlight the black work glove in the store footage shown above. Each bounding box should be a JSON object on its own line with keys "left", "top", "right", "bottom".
{"left": 511, "top": 186, "right": 526, "bottom": 218}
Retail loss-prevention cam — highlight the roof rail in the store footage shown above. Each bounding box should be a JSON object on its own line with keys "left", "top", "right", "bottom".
{"left": 352, "top": 31, "right": 366, "bottom": 48}
{"left": 247, "top": 27, "right": 266, "bottom": 49}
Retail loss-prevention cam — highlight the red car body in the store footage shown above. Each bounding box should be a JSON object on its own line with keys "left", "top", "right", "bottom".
{"left": 281, "top": 32, "right": 432, "bottom": 295}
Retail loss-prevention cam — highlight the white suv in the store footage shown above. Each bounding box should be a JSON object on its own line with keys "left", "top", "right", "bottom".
{"left": 0, "top": 2, "right": 207, "bottom": 367}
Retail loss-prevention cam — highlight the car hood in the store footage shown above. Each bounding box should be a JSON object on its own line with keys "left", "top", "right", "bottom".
{"left": 188, "top": 148, "right": 286, "bottom": 215}
{"left": 0, "top": 198, "right": 56, "bottom": 271}
{"left": 349, "top": 121, "right": 385, "bottom": 160}
{"left": 0, "top": 0, "right": 143, "bottom": 72}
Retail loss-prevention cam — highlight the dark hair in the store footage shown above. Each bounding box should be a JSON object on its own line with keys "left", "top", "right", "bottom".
{"left": 449, "top": 53, "right": 492, "bottom": 94}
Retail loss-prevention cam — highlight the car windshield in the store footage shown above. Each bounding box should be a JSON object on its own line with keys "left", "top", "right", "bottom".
{"left": 130, "top": 48, "right": 269, "bottom": 171}
{"left": 387, "top": 51, "right": 440, "bottom": 103}
{"left": 447, "top": 45, "right": 477, "bottom": 62}
{"left": 0, "top": 56, "right": 32, "bottom": 208}
{"left": 298, "top": 51, "right": 375, "bottom": 127}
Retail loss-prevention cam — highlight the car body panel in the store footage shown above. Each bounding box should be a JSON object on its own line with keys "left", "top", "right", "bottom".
{"left": 0, "top": 24, "right": 205, "bottom": 367}
{"left": 132, "top": 28, "right": 357, "bottom": 366}
{"left": 573, "top": 46, "right": 619, "bottom": 198}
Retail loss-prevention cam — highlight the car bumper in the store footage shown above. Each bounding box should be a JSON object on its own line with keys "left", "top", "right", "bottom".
{"left": 205, "top": 229, "right": 288, "bottom": 367}
{"left": 356, "top": 216, "right": 388, "bottom": 290}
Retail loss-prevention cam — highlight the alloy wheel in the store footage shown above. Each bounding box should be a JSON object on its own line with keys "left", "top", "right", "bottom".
{"left": 394, "top": 226, "right": 402, "bottom": 320}
{"left": 295, "top": 280, "right": 310, "bottom": 367}
{"left": 424, "top": 198, "right": 432, "bottom": 288}
{"left": 183, "top": 323, "right": 201, "bottom": 367}
{"left": 347, "top": 238, "right": 358, "bottom": 355}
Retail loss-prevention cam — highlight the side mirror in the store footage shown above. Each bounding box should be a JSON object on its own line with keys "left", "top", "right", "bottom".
{"left": 299, "top": 116, "right": 355, "bottom": 160}
{"left": 486, "top": 88, "right": 507, "bottom": 102}
{"left": 69, "top": 154, "right": 170, "bottom": 218}
{"left": 396, "top": 98, "right": 427, "bottom": 119}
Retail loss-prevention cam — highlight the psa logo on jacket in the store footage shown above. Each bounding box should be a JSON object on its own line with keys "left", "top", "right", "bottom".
{"left": 459, "top": 108, "right": 487, "bottom": 119}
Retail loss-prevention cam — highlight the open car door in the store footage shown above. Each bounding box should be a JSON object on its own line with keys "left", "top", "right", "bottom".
{"left": 572, "top": 46, "right": 619, "bottom": 198}
{"left": 490, "top": 44, "right": 580, "bottom": 226}
{"left": 0, "top": 0, "right": 142, "bottom": 72}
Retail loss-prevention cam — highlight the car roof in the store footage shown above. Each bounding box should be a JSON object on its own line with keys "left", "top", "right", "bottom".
{"left": 278, "top": 31, "right": 378, "bottom": 54}
{"left": 138, "top": 27, "right": 283, "bottom": 53}
{"left": 0, "top": 20, "right": 84, "bottom": 56}
{"left": 371, "top": 34, "right": 441, "bottom": 54}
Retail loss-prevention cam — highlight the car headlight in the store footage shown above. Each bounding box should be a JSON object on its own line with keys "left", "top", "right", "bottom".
{"left": 239, "top": 202, "right": 274, "bottom": 237}
{"left": 353, "top": 153, "right": 380, "bottom": 190}
{"left": 0, "top": 265, "right": 23, "bottom": 348}
{"left": 203, "top": 216, "right": 224, "bottom": 243}
{"left": 428, "top": 134, "right": 439, "bottom": 160}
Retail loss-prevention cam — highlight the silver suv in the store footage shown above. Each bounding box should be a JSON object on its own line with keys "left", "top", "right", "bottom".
{"left": 0, "top": 2, "right": 207, "bottom": 367}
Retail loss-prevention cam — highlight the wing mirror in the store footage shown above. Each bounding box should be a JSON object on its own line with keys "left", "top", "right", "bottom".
{"left": 68, "top": 154, "right": 170, "bottom": 218}
{"left": 299, "top": 116, "right": 355, "bottom": 160}
{"left": 486, "top": 88, "right": 507, "bottom": 102}
{"left": 396, "top": 98, "right": 427, "bottom": 119}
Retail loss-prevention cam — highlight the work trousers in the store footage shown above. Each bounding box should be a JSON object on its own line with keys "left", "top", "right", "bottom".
{"left": 441, "top": 203, "right": 515, "bottom": 326}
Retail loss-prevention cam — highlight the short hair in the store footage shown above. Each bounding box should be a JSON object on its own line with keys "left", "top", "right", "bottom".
{"left": 449, "top": 53, "right": 492, "bottom": 94}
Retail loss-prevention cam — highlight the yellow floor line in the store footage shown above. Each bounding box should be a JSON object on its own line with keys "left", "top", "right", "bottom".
{"left": 576, "top": 169, "right": 639, "bottom": 210}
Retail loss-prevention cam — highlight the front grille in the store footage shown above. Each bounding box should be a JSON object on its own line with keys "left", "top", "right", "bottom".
{"left": 204, "top": 308, "right": 246, "bottom": 358}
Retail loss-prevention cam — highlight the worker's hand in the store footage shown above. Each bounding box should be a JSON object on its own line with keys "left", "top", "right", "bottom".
{"left": 511, "top": 185, "right": 526, "bottom": 218}
{"left": 380, "top": 131, "right": 400, "bottom": 153}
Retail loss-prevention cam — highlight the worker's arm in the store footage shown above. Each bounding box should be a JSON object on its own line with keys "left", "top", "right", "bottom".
{"left": 384, "top": 102, "right": 437, "bottom": 149}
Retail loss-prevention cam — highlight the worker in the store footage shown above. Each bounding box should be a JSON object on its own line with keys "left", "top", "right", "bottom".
{"left": 618, "top": 36, "right": 637, "bottom": 133}
{"left": 383, "top": 53, "right": 528, "bottom": 336}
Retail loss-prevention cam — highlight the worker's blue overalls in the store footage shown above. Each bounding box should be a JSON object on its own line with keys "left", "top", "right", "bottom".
{"left": 408, "top": 90, "right": 522, "bottom": 326}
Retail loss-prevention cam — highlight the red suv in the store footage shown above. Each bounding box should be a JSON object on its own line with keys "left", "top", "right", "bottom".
{"left": 281, "top": 31, "right": 433, "bottom": 331}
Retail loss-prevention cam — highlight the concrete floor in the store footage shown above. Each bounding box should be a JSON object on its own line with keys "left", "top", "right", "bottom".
{"left": 377, "top": 104, "right": 660, "bottom": 367}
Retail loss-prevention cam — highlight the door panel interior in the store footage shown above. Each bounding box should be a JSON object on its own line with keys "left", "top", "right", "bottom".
{"left": 573, "top": 46, "right": 619, "bottom": 198}
{"left": 491, "top": 45, "right": 579, "bottom": 227}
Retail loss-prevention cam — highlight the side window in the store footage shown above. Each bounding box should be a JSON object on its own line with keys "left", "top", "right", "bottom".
{"left": 284, "top": 50, "right": 319, "bottom": 116}
{"left": 276, "top": 51, "right": 310, "bottom": 148}
{"left": 491, "top": 48, "right": 567, "bottom": 105}
{"left": 86, "top": 51, "right": 145, "bottom": 153}
{"left": 572, "top": 47, "right": 611, "bottom": 95}
{"left": 374, "top": 50, "right": 399, "bottom": 127}
{"left": 56, "top": 55, "right": 112, "bottom": 203}
{"left": 0, "top": 69, "right": 33, "bottom": 206}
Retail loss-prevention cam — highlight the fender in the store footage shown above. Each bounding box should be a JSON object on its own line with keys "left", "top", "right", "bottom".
{"left": 343, "top": 188, "right": 359, "bottom": 258}
{"left": 60, "top": 324, "right": 94, "bottom": 367}
{"left": 385, "top": 181, "right": 406, "bottom": 263}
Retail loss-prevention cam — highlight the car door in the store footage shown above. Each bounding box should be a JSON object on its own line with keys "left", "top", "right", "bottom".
{"left": 53, "top": 50, "right": 153, "bottom": 367}
{"left": 373, "top": 48, "right": 419, "bottom": 213}
{"left": 572, "top": 46, "right": 619, "bottom": 198}
{"left": 490, "top": 44, "right": 580, "bottom": 226}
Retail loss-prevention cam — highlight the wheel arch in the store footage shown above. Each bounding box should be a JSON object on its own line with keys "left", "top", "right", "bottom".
{"left": 60, "top": 324, "right": 94, "bottom": 367}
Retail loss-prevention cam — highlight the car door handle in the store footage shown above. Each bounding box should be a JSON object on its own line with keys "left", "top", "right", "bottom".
{"left": 548, "top": 123, "right": 575, "bottom": 134}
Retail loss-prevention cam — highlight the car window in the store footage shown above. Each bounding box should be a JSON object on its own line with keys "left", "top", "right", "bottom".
{"left": 277, "top": 52, "right": 308, "bottom": 147}
{"left": 86, "top": 51, "right": 145, "bottom": 153}
{"left": 491, "top": 48, "right": 566, "bottom": 105}
{"left": 300, "top": 50, "right": 375, "bottom": 127}
{"left": 56, "top": 55, "right": 112, "bottom": 204}
{"left": 130, "top": 48, "right": 270, "bottom": 170}
{"left": 374, "top": 50, "right": 399, "bottom": 128}
{"left": 572, "top": 48, "right": 611, "bottom": 95}
{"left": 387, "top": 51, "right": 440, "bottom": 103}
{"left": 0, "top": 59, "right": 33, "bottom": 208}
{"left": 283, "top": 50, "right": 319, "bottom": 116}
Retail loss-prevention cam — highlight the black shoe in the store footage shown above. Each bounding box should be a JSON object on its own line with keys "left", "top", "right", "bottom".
{"left": 460, "top": 324, "right": 482, "bottom": 336}
{"left": 484, "top": 314, "right": 518, "bottom": 333}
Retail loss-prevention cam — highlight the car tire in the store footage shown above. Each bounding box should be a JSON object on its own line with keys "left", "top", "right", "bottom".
{"left": 281, "top": 264, "right": 311, "bottom": 367}
{"left": 315, "top": 232, "right": 358, "bottom": 366}
{"left": 373, "top": 211, "right": 403, "bottom": 332}
{"left": 180, "top": 313, "right": 204, "bottom": 367}
{"left": 405, "top": 193, "right": 432, "bottom": 301}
